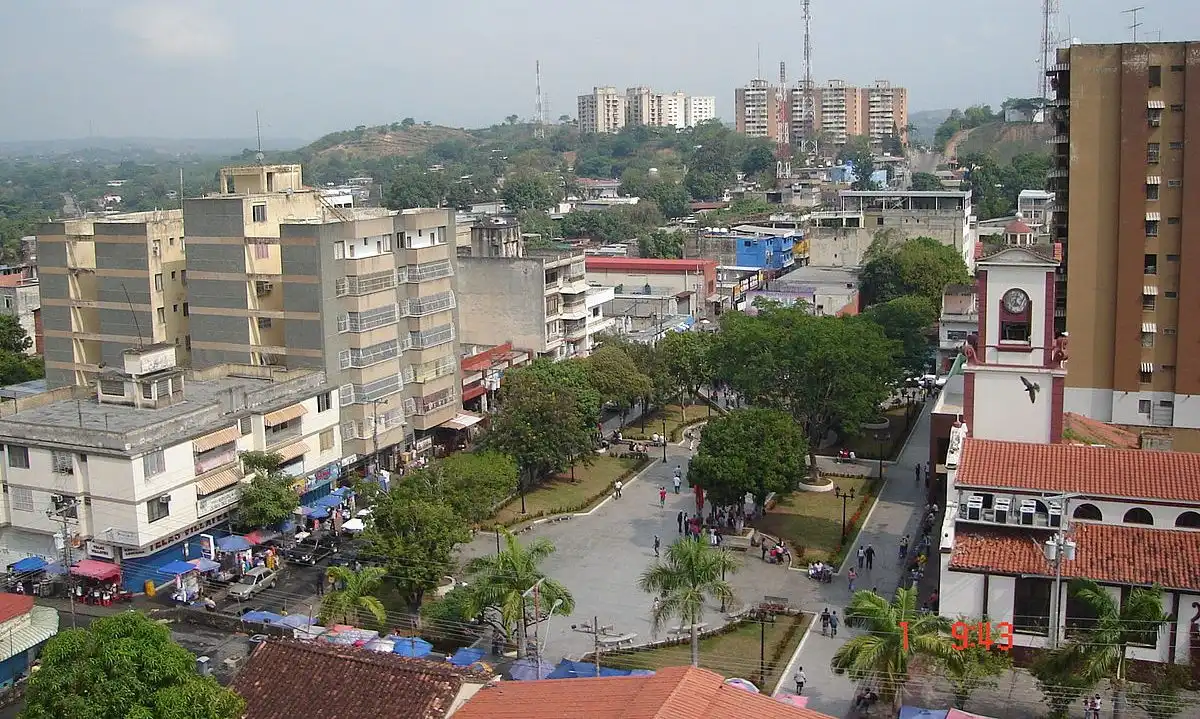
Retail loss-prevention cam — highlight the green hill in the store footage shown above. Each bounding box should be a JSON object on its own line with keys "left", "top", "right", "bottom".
{"left": 952, "top": 122, "right": 1053, "bottom": 164}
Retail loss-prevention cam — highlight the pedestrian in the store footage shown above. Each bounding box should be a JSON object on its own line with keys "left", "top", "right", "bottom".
{"left": 761, "top": 542, "right": 769, "bottom": 562}
{"left": 899, "top": 534, "right": 910, "bottom": 559}
{"left": 673, "top": 475, "right": 682, "bottom": 494}
{"left": 848, "top": 567, "right": 857, "bottom": 592}
{"left": 659, "top": 486, "right": 667, "bottom": 508}
{"left": 820, "top": 608, "right": 830, "bottom": 636}
{"left": 614, "top": 480, "right": 623, "bottom": 498}
{"left": 677, "top": 510, "right": 685, "bottom": 534}
{"left": 674, "top": 464, "right": 682, "bottom": 478}
{"left": 829, "top": 611, "right": 840, "bottom": 637}
{"left": 316, "top": 574, "right": 325, "bottom": 597}
{"left": 856, "top": 545, "right": 865, "bottom": 570}
{"left": 793, "top": 666, "right": 807, "bottom": 695}
{"left": 926, "top": 461, "right": 932, "bottom": 480}
{"left": 865, "top": 544, "right": 875, "bottom": 570}
{"left": 914, "top": 462, "right": 922, "bottom": 483}
{"left": 653, "top": 535, "right": 660, "bottom": 558}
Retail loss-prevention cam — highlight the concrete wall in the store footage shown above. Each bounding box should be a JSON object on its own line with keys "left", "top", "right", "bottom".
{"left": 184, "top": 198, "right": 254, "bottom": 366}
{"left": 806, "top": 227, "right": 874, "bottom": 267}
{"left": 456, "top": 257, "right": 547, "bottom": 351}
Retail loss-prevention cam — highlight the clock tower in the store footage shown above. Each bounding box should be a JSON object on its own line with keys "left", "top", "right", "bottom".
{"left": 962, "top": 246, "right": 1068, "bottom": 444}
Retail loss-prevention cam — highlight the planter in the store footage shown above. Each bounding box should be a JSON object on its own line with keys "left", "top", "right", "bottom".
{"left": 860, "top": 418, "right": 890, "bottom": 433}
{"left": 795, "top": 479, "right": 834, "bottom": 492}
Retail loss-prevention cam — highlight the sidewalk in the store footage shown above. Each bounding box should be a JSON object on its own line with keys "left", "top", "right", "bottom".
{"left": 774, "top": 403, "right": 934, "bottom": 717}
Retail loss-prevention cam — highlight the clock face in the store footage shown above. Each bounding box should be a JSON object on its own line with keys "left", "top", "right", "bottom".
{"left": 1003, "top": 288, "right": 1030, "bottom": 314}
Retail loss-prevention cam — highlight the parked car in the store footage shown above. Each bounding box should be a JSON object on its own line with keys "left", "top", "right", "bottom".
{"left": 283, "top": 538, "right": 335, "bottom": 566}
{"left": 227, "top": 566, "right": 278, "bottom": 601}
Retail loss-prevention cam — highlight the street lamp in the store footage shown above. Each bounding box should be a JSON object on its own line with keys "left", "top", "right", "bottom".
{"left": 875, "top": 431, "right": 889, "bottom": 479}
{"left": 537, "top": 598, "right": 565, "bottom": 679}
{"left": 1044, "top": 494, "right": 1080, "bottom": 649}
{"left": 834, "top": 486, "right": 857, "bottom": 541}
{"left": 661, "top": 418, "right": 668, "bottom": 463}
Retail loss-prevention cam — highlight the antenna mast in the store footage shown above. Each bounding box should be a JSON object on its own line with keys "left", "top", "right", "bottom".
{"left": 534, "top": 61, "right": 546, "bottom": 139}
{"left": 255, "top": 111, "right": 265, "bottom": 164}
{"left": 798, "top": 0, "right": 817, "bottom": 157}
{"left": 1123, "top": 6, "right": 1144, "bottom": 42}
{"left": 776, "top": 62, "right": 790, "bottom": 179}
{"left": 1039, "top": 0, "right": 1060, "bottom": 101}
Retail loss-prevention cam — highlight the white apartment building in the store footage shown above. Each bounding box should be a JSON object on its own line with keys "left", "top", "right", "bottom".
{"left": 1017, "top": 189, "right": 1055, "bottom": 234}
{"left": 864, "top": 80, "right": 908, "bottom": 145}
{"left": 578, "top": 87, "right": 627, "bottom": 134}
{"left": 662, "top": 92, "right": 688, "bottom": 129}
{"left": 626, "top": 87, "right": 662, "bottom": 127}
{"left": 686, "top": 96, "right": 716, "bottom": 126}
{"left": 0, "top": 345, "right": 341, "bottom": 591}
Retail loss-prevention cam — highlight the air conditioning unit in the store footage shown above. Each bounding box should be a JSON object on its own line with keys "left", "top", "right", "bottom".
{"left": 1019, "top": 499, "right": 1037, "bottom": 526}
{"left": 994, "top": 497, "right": 1012, "bottom": 524}
{"left": 50, "top": 493, "right": 63, "bottom": 503}
{"left": 158, "top": 495, "right": 171, "bottom": 504}
{"left": 255, "top": 281, "right": 273, "bottom": 296}
{"left": 966, "top": 495, "right": 984, "bottom": 521}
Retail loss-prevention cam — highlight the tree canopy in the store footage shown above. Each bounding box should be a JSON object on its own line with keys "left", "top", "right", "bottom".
{"left": 502, "top": 171, "right": 558, "bottom": 212}
{"left": 687, "top": 408, "right": 807, "bottom": 509}
{"left": 658, "top": 330, "right": 713, "bottom": 406}
{"left": 319, "top": 565, "right": 388, "bottom": 628}
{"left": 585, "top": 344, "right": 651, "bottom": 421}
{"left": 863, "top": 295, "right": 937, "bottom": 378}
{"left": 0, "top": 315, "right": 44, "bottom": 386}
{"left": 235, "top": 451, "right": 298, "bottom": 530}
{"left": 909, "top": 172, "right": 943, "bottom": 191}
{"left": 859, "top": 236, "right": 970, "bottom": 309}
{"left": 710, "top": 306, "right": 898, "bottom": 479}
{"left": 640, "top": 538, "right": 738, "bottom": 666}
{"left": 959, "top": 151, "right": 1053, "bottom": 220}
{"left": 21, "top": 612, "right": 245, "bottom": 719}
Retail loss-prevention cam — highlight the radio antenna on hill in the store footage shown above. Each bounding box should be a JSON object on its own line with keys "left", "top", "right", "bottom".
{"left": 797, "top": 0, "right": 817, "bottom": 157}
{"left": 1038, "top": 0, "right": 1060, "bottom": 101}
{"left": 534, "top": 61, "right": 546, "bottom": 139}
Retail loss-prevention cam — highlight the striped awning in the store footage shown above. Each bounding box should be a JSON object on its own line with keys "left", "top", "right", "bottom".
{"left": 1146, "top": 212, "right": 1161, "bottom": 221}
{"left": 1143, "top": 323, "right": 1157, "bottom": 333}
{"left": 275, "top": 441, "right": 308, "bottom": 463}
{"left": 1144, "top": 285, "right": 1158, "bottom": 296}
{"left": 1147, "top": 176, "right": 1162, "bottom": 184}
{"left": 264, "top": 404, "right": 307, "bottom": 427}
{"left": 196, "top": 466, "right": 243, "bottom": 496}
{"left": 1141, "top": 362, "right": 1155, "bottom": 373}
{"left": 193, "top": 426, "right": 240, "bottom": 453}
{"left": 1148, "top": 100, "right": 1165, "bottom": 109}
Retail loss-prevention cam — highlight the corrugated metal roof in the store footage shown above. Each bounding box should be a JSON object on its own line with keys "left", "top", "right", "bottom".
{"left": 264, "top": 404, "right": 307, "bottom": 427}
{"left": 0, "top": 605, "right": 58, "bottom": 662}
{"left": 585, "top": 257, "right": 716, "bottom": 274}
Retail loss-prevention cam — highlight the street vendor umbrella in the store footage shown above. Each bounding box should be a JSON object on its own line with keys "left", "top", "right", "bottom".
{"left": 365, "top": 639, "right": 395, "bottom": 653}
{"left": 307, "top": 507, "right": 330, "bottom": 520}
{"left": 723, "top": 677, "right": 759, "bottom": 693}
{"left": 509, "top": 658, "right": 555, "bottom": 681}
{"left": 188, "top": 558, "right": 220, "bottom": 573}
{"left": 9, "top": 557, "right": 47, "bottom": 573}
{"left": 156, "top": 560, "right": 197, "bottom": 576}
{"left": 448, "top": 647, "right": 485, "bottom": 667}
{"left": 391, "top": 636, "right": 432, "bottom": 658}
{"left": 342, "top": 518, "right": 366, "bottom": 532}
{"left": 241, "top": 611, "right": 284, "bottom": 624}
{"left": 216, "top": 535, "right": 252, "bottom": 552}
{"left": 277, "top": 614, "right": 316, "bottom": 628}
{"left": 315, "top": 494, "right": 343, "bottom": 509}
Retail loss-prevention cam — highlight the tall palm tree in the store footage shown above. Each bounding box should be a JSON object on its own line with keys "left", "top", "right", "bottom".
{"left": 319, "top": 565, "right": 388, "bottom": 628}
{"left": 1045, "top": 580, "right": 1169, "bottom": 719}
{"left": 464, "top": 530, "right": 575, "bottom": 657}
{"left": 639, "top": 538, "right": 739, "bottom": 666}
{"left": 831, "top": 587, "right": 958, "bottom": 709}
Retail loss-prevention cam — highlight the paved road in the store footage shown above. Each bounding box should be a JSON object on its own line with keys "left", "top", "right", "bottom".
{"left": 774, "top": 403, "right": 934, "bottom": 716}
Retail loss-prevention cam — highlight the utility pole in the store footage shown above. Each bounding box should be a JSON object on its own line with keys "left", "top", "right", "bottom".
{"left": 47, "top": 501, "right": 79, "bottom": 628}
{"left": 371, "top": 398, "right": 388, "bottom": 474}
{"left": 593, "top": 615, "right": 600, "bottom": 675}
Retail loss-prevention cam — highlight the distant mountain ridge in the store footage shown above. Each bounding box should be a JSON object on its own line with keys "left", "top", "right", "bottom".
{"left": 0, "top": 136, "right": 308, "bottom": 159}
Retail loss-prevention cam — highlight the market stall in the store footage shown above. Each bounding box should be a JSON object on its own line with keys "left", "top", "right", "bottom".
{"left": 157, "top": 560, "right": 201, "bottom": 604}
{"left": 69, "top": 559, "right": 124, "bottom": 605}
{"left": 5, "top": 557, "right": 67, "bottom": 597}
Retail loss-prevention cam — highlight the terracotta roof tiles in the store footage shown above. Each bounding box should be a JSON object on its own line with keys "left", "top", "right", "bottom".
{"left": 0, "top": 594, "right": 34, "bottom": 624}
{"left": 957, "top": 438, "right": 1200, "bottom": 502}
{"left": 949, "top": 523, "right": 1200, "bottom": 590}
{"left": 1061, "top": 412, "right": 1140, "bottom": 450}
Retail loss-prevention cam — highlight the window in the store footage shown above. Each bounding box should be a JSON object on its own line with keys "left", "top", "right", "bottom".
{"left": 257, "top": 317, "right": 272, "bottom": 329}
{"left": 173, "top": 304, "right": 178, "bottom": 313}
{"left": 319, "top": 429, "right": 335, "bottom": 452}
{"left": 182, "top": 302, "right": 189, "bottom": 316}
{"left": 142, "top": 449, "right": 165, "bottom": 478}
{"left": 239, "top": 416, "right": 252, "bottom": 435}
{"left": 157, "top": 308, "right": 165, "bottom": 323}
{"left": 152, "top": 239, "right": 161, "bottom": 256}
{"left": 334, "top": 241, "right": 345, "bottom": 259}
{"left": 169, "top": 237, "right": 175, "bottom": 246}
{"left": 180, "top": 270, "right": 187, "bottom": 285}
{"left": 2, "top": 296, "right": 9, "bottom": 310}
{"left": 876, "top": 217, "right": 884, "bottom": 226}
{"left": 1144, "top": 254, "right": 1157, "bottom": 274}
{"left": 185, "top": 335, "right": 192, "bottom": 351}
{"left": 1165, "top": 328, "right": 1177, "bottom": 335}
{"left": 1146, "top": 183, "right": 1160, "bottom": 200}
{"left": 1168, "top": 179, "right": 1182, "bottom": 188}
{"left": 1140, "top": 370, "right": 1153, "bottom": 383}
{"left": 99, "top": 379, "right": 124, "bottom": 396}
{"left": 51, "top": 451, "right": 74, "bottom": 474}
{"left": 9, "top": 487, "right": 32, "bottom": 512}
{"left": 1171, "top": 103, "right": 1185, "bottom": 112}
{"left": 251, "top": 204, "right": 267, "bottom": 222}
{"left": 1073, "top": 503, "right": 1103, "bottom": 521}
{"left": 1143, "top": 294, "right": 1157, "bottom": 310}
{"left": 1124, "top": 507, "right": 1154, "bottom": 525}
{"left": 1141, "top": 332, "right": 1155, "bottom": 348}
{"left": 1167, "top": 254, "right": 1180, "bottom": 261}
{"left": 154, "top": 273, "right": 163, "bottom": 291}
{"left": 1013, "top": 578, "right": 1052, "bottom": 635}
{"left": 7, "top": 445, "right": 29, "bottom": 469}
{"left": 1166, "top": 291, "right": 1178, "bottom": 299}
{"left": 1176, "top": 511, "right": 1200, "bottom": 528}
{"left": 1139, "top": 399, "right": 1152, "bottom": 413}
{"left": 1171, "top": 64, "right": 1185, "bottom": 72}
{"left": 1167, "top": 217, "right": 1180, "bottom": 225}
{"left": 1149, "top": 65, "right": 1161, "bottom": 87}
{"left": 1001, "top": 321, "right": 1030, "bottom": 342}
{"left": 147, "top": 496, "right": 170, "bottom": 523}
{"left": 1148, "top": 142, "right": 1160, "bottom": 163}
{"left": 1170, "top": 141, "right": 1185, "bottom": 150}
{"left": 170, "top": 270, "right": 176, "bottom": 280}
{"left": 1146, "top": 220, "right": 1159, "bottom": 236}
{"left": 317, "top": 392, "right": 332, "bottom": 413}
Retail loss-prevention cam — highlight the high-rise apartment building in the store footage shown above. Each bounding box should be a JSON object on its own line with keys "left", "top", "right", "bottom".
{"left": 183, "top": 164, "right": 461, "bottom": 466}
{"left": 734, "top": 79, "right": 781, "bottom": 140}
{"left": 1050, "top": 42, "right": 1200, "bottom": 448}
{"left": 686, "top": 96, "right": 717, "bottom": 126}
{"left": 577, "top": 87, "right": 627, "bottom": 134}
{"left": 661, "top": 91, "right": 688, "bottom": 129}
{"left": 863, "top": 81, "right": 909, "bottom": 146}
{"left": 781, "top": 79, "right": 908, "bottom": 149}
{"left": 625, "top": 87, "right": 662, "bottom": 127}
{"left": 39, "top": 210, "right": 188, "bottom": 388}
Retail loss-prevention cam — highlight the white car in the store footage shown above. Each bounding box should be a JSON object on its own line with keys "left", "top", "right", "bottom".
{"left": 227, "top": 566, "right": 278, "bottom": 601}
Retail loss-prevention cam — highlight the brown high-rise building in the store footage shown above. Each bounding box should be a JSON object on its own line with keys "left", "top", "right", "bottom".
{"left": 1050, "top": 42, "right": 1200, "bottom": 448}
{"left": 734, "top": 79, "right": 781, "bottom": 141}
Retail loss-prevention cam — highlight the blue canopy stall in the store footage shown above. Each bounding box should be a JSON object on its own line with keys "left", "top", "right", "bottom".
{"left": 241, "top": 611, "right": 284, "bottom": 624}
{"left": 216, "top": 535, "right": 253, "bottom": 552}
{"left": 390, "top": 636, "right": 433, "bottom": 658}
{"left": 8, "top": 557, "right": 47, "bottom": 574}
{"left": 448, "top": 647, "right": 485, "bottom": 667}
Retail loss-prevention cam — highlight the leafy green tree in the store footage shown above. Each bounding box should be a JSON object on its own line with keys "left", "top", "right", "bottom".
{"left": 1041, "top": 580, "right": 1171, "bottom": 718}
{"left": 644, "top": 182, "right": 692, "bottom": 219}
{"left": 502, "top": 171, "right": 556, "bottom": 211}
{"left": 1031, "top": 652, "right": 1093, "bottom": 719}
{"left": 363, "top": 481, "right": 470, "bottom": 610}
{"left": 384, "top": 166, "right": 446, "bottom": 209}
{"left": 638, "top": 229, "right": 685, "bottom": 259}
{"left": 585, "top": 344, "right": 651, "bottom": 425}
{"left": 401, "top": 117, "right": 416, "bottom": 127}
{"left": 684, "top": 139, "right": 735, "bottom": 201}
{"left": 0, "top": 349, "right": 43, "bottom": 385}
{"left": 420, "top": 585, "right": 477, "bottom": 643}
{"left": 910, "top": 172, "right": 943, "bottom": 191}
{"left": 711, "top": 306, "right": 898, "bottom": 481}
{"left": 831, "top": 587, "right": 957, "bottom": 711}
{"left": 236, "top": 451, "right": 297, "bottom": 530}
{"left": 688, "top": 408, "right": 806, "bottom": 510}
{"left": 863, "top": 295, "right": 937, "bottom": 377}
{"left": 320, "top": 565, "right": 388, "bottom": 628}
{"left": 658, "top": 330, "right": 713, "bottom": 411}
{"left": 433, "top": 451, "right": 518, "bottom": 526}
{"left": 639, "top": 538, "right": 739, "bottom": 666}
{"left": 859, "top": 236, "right": 970, "bottom": 309}
{"left": 1129, "top": 664, "right": 1189, "bottom": 719}
{"left": 937, "top": 639, "right": 1012, "bottom": 710}
{"left": 740, "top": 145, "right": 776, "bottom": 180}
{"left": 21, "top": 612, "right": 245, "bottom": 719}
{"left": 0, "top": 314, "right": 32, "bottom": 353}
{"left": 464, "top": 530, "right": 575, "bottom": 656}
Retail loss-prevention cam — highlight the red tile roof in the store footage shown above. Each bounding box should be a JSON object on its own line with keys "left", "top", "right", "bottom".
{"left": 0, "top": 594, "right": 34, "bottom": 624}
{"left": 586, "top": 257, "right": 717, "bottom": 274}
{"left": 231, "top": 640, "right": 491, "bottom": 719}
{"left": 957, "top": 438, "right": 1200, "bottom": 502}
{"left": 950, "top": 523, "right": 1200, "bottom": 590}
{"left": 453, "top": 666, "right": 834, "bottom": 719}
{"left": 1004, "top": 219, "right": 1033, "bottom": 234}
{"left": 1061, "top": 413, "right": 1140, "bottom": 450}
{"left": 690, "top": 201, "right": 729, "bottom": 211}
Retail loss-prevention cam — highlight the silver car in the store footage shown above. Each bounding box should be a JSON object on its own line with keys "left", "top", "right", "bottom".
{"left": 227, "top": 566, "right": 278, "bottom": 601}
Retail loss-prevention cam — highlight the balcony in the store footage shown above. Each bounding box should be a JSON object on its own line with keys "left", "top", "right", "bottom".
{"left": 335, "top": 270, "right": 397, "bottom": 297}
{"left": 338, "top": 304, "right": 400, "bottom": 333}
{"left": 266, "top": 422, "right": 302, "bottom": 447}
{"left": 407, "top": 291, "right": 456, "bottom": 317}
{"left": 416, "top": 388, "right": 456, "bottom": 415}
{"left": 560, "top": 300, "right": 587, "bottom": 320}
{"left": 412, "top": 357, "right": 457, "bottom": 383}
{"left": 564, "top": 320, "right": 588, "bottom": 341}
{"left": 544, "top": 276, "right": 563, "bottom": 293}
{"left": 338, "top": 338, "right": 407, "bottom": 370}
{"left": 410, "top": 324, "right": 455, "bottom": 350}
{"left": 1047, "top": 167, "right": 1068, "bottom": 178}
{"left": 194, "top": 447, "right": 237, "bottom": 475}
{"left": 561, "top": 275, "right": 589, "bottom": 294}
{"left": 406, "top": 259, "right": 454, "bottom": 283}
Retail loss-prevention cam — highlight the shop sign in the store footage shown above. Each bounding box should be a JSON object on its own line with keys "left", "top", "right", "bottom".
{"left": 198, "top": 486, "right": 241, "bottom": 517}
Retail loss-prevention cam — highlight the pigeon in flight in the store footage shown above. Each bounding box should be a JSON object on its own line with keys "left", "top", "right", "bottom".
{"left": 1020, "top": 376, "right": 1040, "bottom": 404}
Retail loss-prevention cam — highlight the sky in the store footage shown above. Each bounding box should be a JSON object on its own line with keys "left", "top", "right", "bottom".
{"left": 2, "top": 0, "right": 1199, "bottom": 143}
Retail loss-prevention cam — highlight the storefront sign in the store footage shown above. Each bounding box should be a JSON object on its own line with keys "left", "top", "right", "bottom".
{"left": 415, "top": 436, "right": 433, "bottom": 452}
{"left": 340, "top": 454, "right": 359, "bottom": 467}
{"left": 197, "top": 486, "right": 241, "bottom": 517}
{"left": 291, "top": 462, "right": 342, "bottom": 494}
{"left": 198, "top": 534, "right": 215, "bottom": 560}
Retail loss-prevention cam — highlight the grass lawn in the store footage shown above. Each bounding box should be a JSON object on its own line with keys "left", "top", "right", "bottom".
{"left": 605, "top": 613, "right": 810, "bottom": 690}
{"left": 490, "top": 454, "right": 643, "bottom": 527}
{"left": 753, "top": 476, "right": 878, "bottom": 564}
{"left": 622, "top": 403, "right": 712, "bottom": 441}
{"left": 834, "top": 404, "right": 917, "bottom": 461}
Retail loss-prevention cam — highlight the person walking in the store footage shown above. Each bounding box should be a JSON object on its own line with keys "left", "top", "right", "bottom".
{"left": 856, "top": 545, "right": 865, "bottom": 570}
{"left": 793, "top": 667, "right": 807, "bottom": 695}
{"left": 899, "top": 534, "right": 910, "bottom": 559}
{"left": 673, "top": 474, "right": 682, "bottom": 494}
{"left": 847, "top": 567, "right": 858, "bottom": 592}
{"left": 653, "top": 535, "right": 661, "bottom": 558}
{"left": 829, "top": 611, "right": 840, "bottom": 637}
{"left": 864, "top": 544, "right": 875, "bottom": 570}
{"left": 614, "top": 480, "right": 623, "bottom": 499}
{"left": 820, "top": 608, "right": 831, "bottom": 636}
{"left": 914, "top": 462, "right": 922, "bottom": 483}
{"left": 676, "top": 510, "right": 685, "bottom": 534}
{"left": 659, "top": 486, "right": 667, "bottom": 508}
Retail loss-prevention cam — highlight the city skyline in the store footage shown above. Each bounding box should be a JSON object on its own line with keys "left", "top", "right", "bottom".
{"left": 3, "top": 0, "right": 1199, "bottom": 141}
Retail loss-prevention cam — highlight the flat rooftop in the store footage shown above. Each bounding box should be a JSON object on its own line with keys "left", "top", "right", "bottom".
{"left": 774, "top": 265, "right": 859, "bottom": 288}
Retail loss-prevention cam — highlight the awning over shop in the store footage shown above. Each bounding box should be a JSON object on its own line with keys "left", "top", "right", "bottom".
{"left": 441, "top": 411, "right": 485, "bottom": 431}
{"left": 0, "top": 605, "right": 58, "bottom": 662}
{"left": 196, "top": 466, "right": 244, "bottom": 496}
{"left": 192, "top": 426, "right": 240, "bottom": 453}
{"left": 157, "top": 560, "right": 197, "bottom": 576}
{"left": 8, "top": 556, "right": 47, "bottom": 573}
{"left": 264, "top": 404, "right": 307, "bottom": 427}
{"left": 70, "top": 559, "right": 121, "bottom": 582}
{"left": 275, "top": 441, "right": 308, "bottom": 463}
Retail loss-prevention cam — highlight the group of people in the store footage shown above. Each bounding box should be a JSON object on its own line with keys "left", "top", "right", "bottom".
{"left": 807, "top": 561, "right": 833, "bottom": 583}
{"left": 1082, "top": 694, "right": 1105, "bottom": 719}
{"left": 762, "top": 540, "right": 790, "bottom": 565}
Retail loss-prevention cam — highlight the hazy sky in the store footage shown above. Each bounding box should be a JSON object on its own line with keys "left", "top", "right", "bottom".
{"left": 2, "top": 0, "right": 1198, "bottom": 142}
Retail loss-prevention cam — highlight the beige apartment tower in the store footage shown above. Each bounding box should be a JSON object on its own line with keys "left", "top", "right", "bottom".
{"left": 734, "top": 79, "right": 781, "bottom": 140}
{"left": 183, "top": 164, "right": 461, "bottom": 465}
{"left": 785, "top": 80, "right": 908, "bottom": 150}
{"left": 577, "top": 87, "right": 627, "bottom": 134}
{"left": 39, "top": 210, "right": 188, "bottom": 388}
{"left": 1050, "top": 42, "right": 1200, "bottom": 448}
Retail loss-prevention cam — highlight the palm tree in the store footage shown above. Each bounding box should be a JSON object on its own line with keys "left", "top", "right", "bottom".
{"left": 464, "top": 530, "right": 574, "bottom": 657}
{"left": 319, "top": 565, "right": 388, "bottom": 628}
{"left": 1044, "top": 580, "right": 1169, "bottom": 719}
{"left": 831, "top": 587, "right": 958, "bottom": 709}
{"left": 639, "top": 538, "right": 739, "bottom": 666}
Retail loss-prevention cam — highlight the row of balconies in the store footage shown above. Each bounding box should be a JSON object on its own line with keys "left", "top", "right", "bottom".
{"left": 410, "top": 324, "right": 454, "bottom": 350}
{"left": 338, "top": 337, "right": 411, "bottom": 370}
{"left": 407, "top": 291, "right": 456, "bottom": 317}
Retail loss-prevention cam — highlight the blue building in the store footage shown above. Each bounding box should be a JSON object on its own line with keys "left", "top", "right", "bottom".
{"left": 732, "top": 235, "right": 797, "bottom": 274}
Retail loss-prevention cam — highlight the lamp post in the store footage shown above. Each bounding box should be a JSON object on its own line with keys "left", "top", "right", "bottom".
{"left": 834, "top": 486, "right": 857, "bottom": 541}
{"left": 519, "top": 578, "right": 547, "bottom": 659}
{"left": 875, "top": 430, "right": 889, "bottom": 479}
{"left": 661, "top": 418, "right": 668, "bottom": 462}
{"left": 537, "top": 598, "right": 564, "bottom": 679}
{"left": 1044, "top": 494, "right": 1080, "bottom": 649}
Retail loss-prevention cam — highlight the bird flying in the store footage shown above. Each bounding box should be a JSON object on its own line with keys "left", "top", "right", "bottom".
{"left": 1020, "top": 376, "right": 1040, "bottom": 404}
